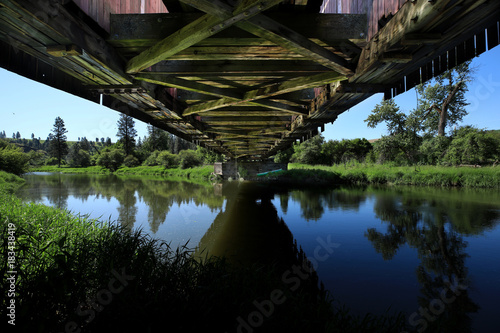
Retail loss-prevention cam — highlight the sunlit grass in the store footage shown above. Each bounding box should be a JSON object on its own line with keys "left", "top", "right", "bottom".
{"left": 285, "top": 163, "right": 500, "bottom": 188}
{"left": 32, "top": 164, "right": 216, "bottom": 181}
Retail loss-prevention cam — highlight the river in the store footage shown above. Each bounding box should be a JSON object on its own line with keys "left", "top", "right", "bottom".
{"left": 17, "top": 172, "right": 500, "bottom": 332}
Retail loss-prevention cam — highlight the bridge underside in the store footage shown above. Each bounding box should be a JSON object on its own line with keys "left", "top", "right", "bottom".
{"left": 0, "top": 0, "right": 499, "bottom": 159}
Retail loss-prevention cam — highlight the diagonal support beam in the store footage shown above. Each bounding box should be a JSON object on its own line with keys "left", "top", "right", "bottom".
{"left": 135, "top": 73, "right": 308, "bottom": 115}
{"left": 126, "top": 0, "right": 284, "bottom": 74}
{"left": 183, "top": 72, "right": 346, "bottom": 115}
{"left": 180, "top": 0, "right": 354, "bottom": 76}
{"left": 135, "top": 73, "right": 241, "bottom": 99}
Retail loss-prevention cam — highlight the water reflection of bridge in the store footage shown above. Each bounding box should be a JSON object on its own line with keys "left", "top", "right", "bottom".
{"left": 1, "top": 0, "right": 499, "bottom": 159}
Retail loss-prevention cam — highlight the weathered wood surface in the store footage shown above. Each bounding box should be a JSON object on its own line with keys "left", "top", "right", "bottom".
{"left": 72, "top": 0, "right": 167, "bottom": 32}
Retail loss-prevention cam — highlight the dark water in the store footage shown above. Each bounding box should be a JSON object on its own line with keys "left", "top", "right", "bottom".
{"left": 18, "top": 173, "right": 500, "bottom": 332}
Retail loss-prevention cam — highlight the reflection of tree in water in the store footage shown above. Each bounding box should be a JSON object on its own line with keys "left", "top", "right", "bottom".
{"left": 364, "top": 192, "right": 500, "bottom": 332}
{"left": 136, "top": 179, "right": 224, "bottom": 233}
{"left": 115, "top": 186, "right": 138, "bottom": 231}
{"left": 286, "top": 188, "right": 367, "bottom": 221}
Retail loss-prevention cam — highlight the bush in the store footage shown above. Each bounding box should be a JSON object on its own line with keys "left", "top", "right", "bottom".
{"left": 97, "top": 149, "right": 125, "bottom": 171}
{"left": 419, "top": 136, "right": 451, "bottom": 165}
{"left": 67, "top": 146, "right": 91, "bottom": 168}
{"left": 291, "top": 135, "right": 325, "bottom": 165}
{"left": 179, "top": 149, "right": 203, "bottom": 169}
{"left": 274, "top": 147, "right": 293, "bottom": 164}
{"left": 143, "top": 151, "right": 161, "bottom": 166}
{"left": 27, "top": 150, "right": 47, "bottom": 167}
{"left": 443, "top": 127, "right": 499, "bottom": 165}
{"left": 157, "top": 151, "right": 179, "bottom": 168}
{"left": 0, "top": 141, "right": 30, "bottom": 175}
{"left": 123, "top": 155, "right": 140, "bottom": 167}
{"left": 45, "top": 157, "right": 61, "bottom": 166}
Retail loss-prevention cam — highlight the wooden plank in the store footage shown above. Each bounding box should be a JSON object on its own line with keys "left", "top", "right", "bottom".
{"left": 126, "top": 0, "right": 283, "bottom": 73}
{"left": 150, "top": 60, "right": 330, "bottom": 75}
{"left": 109, "top": 13, "right": 367, "bottom": 45}
{"left": 476, "top": 30, "right": 487, "bottom": 55}
{"left": 135, "top": 73, "right": 308, "bottom": 114}
{"left": 487, "top": 21, "right": 499, "bottom": 50}
{"left": 238, "top": 15, "right": 354, "bottom": 75}
{"left": 135, "top": 73, "right": 241, "bottom": 98}
{"left": 183, "top": 72, "right": 345, "bottom": 115}
{"left": 126, "top": 14, "right": 224, "bottom": 73}
{"left": 448, "top": 47, "right": 456, "bottom": 70}
{"left": 177, "top": 0, "right": 355, "bottom": 75}
{"left": 465, "top": 36, "right": 476, "bottom": 59}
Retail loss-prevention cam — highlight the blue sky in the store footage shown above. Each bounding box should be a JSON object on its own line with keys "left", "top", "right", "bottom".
{"left": 1, "top": 47, "right": 499, "bottom": 142}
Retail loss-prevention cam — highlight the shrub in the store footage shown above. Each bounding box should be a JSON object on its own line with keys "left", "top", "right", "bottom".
{"left": 179, "top": 149, "right": 203, "bottom": 169}
{"left": 67, "top": 146, "right": 91, "bottom": 167}
{"left": 0, "top": 142, "right": 30, "bottom": 175}
{"left": 157, "top": 151, "right": 179, "bottom": 168}
{"left": 143, "top": 151, "right": 161, "bottom": 166}
{"left": 443, "top": 127, "right": 499, "bottom": 165}
{"left": 97, "top": 149, "right": 125, "bottom": 171}
{"left": 123, "top": 155, "right": 140, "bottom": 167}
{"left": 419, "top": 136, "right": 451, "bottom": 165}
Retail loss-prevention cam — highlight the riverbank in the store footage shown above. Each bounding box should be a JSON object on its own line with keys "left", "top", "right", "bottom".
{"left": 32, "top": 164, "right": 217, "bottom": 181}
{"left": 32, "top": 163, "right": 500, "bottom": 188}
{"left": 0, "top": 171, "right": 406, "bottom": 332}
{"left": 257, "top": 163, "right": 500, "bottom": 188}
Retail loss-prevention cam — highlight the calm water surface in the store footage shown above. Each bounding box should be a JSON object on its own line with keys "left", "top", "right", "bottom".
{"left": 18, "top": 173, "right": 500, "bottom": 332}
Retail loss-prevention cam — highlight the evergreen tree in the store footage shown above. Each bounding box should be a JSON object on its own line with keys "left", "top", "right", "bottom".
{"left": 116, "top": 114, "right": 137, "bottom": 155}
{"left": 48, "top": 116, "right": 69, "bottom": 167}
{"left": 16, "top": 131, "right": 21, "bottom": 139}
{"left": 80, "top": 137, "right": 91, "bottom": 151}
{"left": 143, "top": 125, "right": 171, "bottom": 152}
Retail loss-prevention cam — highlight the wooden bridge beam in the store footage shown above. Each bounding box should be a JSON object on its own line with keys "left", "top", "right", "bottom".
{"left": 125, "top": 0, "right": 284, "bottom": 73}
{"left": 183, "top": 72, "right": 345, "bottom": 115}
{"left": 180, "top": 0, "right": 355, "bottom": 75}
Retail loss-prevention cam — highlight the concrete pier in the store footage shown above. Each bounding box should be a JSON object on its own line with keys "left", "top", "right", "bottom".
{"left": 214, "top": 161, "right": 287, "bottom": 179}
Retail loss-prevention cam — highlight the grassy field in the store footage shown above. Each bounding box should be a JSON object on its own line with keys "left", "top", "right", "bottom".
{"left": 260, "top": 163, "right": 500, "bottom": 188}
{"left": 0, "top": 170, "right": 406, "bottom": 332}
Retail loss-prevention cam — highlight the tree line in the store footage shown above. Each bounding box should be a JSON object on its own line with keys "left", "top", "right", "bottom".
{"left": 276, "top": 62, "right": 499, "bottom": 167}
{"left": 0, "top": 114, "right": 223, "bottom": 175}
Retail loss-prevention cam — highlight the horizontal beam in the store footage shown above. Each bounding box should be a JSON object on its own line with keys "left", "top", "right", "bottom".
{"left": 150, "top": 60, "right": 330, "bottom": 75}
{"left": 136, "top": 73, "right": 308, "bottom": 115}
{"left": 135, "top": 73, "right": 241, "bottom": 99}
{"left": 180, "top": 0, "right": 354, "bottom": 75}
{"left": 184, "top": 72, "right": 345, "bottom": 115}
{"left": 125, "top": 0, "right": 284, "bottom": 73}
{"left": 109, "top": 13, "right": 367, "bottom": 46}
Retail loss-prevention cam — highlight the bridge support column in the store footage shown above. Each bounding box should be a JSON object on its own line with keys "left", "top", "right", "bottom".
{"left": 214, "top": 161, "right": 287, "bottom": 180}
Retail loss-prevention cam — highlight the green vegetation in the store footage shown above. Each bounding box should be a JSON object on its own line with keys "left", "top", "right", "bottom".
{"left": 0, "top": 172, "right": 407, "bottom": 332}
{"left": 260, "top": 163, "right": 500, "bottom": 188}
{"left": 33, "top": 164, "right": 216, "bottom": 181}
{"left": 0, "top": 140, "right": 30, "bottom": 175}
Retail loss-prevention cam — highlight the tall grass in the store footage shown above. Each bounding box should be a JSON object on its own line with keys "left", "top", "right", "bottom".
{"left": 0, "top": 172, "right": 407, "bottom": 332}
{"left": 283, "top": 163, "right": 500, "bottom": 188}
{"left": 32, "top": 164, "right": 216, "bottom": 181}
